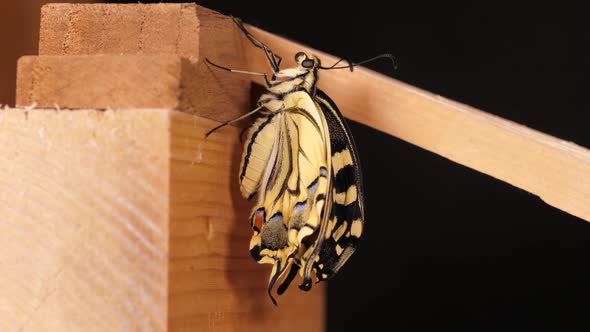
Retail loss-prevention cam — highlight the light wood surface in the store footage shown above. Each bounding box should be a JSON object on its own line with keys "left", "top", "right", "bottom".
{"left": 0, "top": 108, "right": 325, "bottom": 331}
{"left": 241, "top": 26, "right": 590, "bottom": 223}
{"left": 0, "top": 109, "right": 169, "bottom": 331}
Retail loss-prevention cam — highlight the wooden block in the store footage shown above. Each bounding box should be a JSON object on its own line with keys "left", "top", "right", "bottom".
{"left": 28, "top": 3, "right": 252, "bottom": 124}
{"left": 15, "top": 55, "right": 250, "bottom": 124}
{"left": 0, "top": 108, "right": 169, "bottom": 331}
{"left": 16, "top": 55, "right": 183, "bottom": 109}
{"left": 39, "top": 3, "right": 240, "bottom": 62}
{"left": 0, "top": 108, "right": 324, "bottom": 331}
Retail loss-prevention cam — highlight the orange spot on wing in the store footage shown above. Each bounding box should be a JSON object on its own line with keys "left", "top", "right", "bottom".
{"left": 254, "top": 211, "right": 264, "bottom": 231}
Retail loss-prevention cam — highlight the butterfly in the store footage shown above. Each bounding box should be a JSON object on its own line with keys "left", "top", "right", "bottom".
{"left": 206, "top": 18, "right": 393, "bottom": 304}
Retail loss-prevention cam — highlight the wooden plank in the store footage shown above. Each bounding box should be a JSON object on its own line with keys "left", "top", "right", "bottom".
{"left": 0, "top": 108, "right": 169, "bottom": 331}
{"left": 22, "top": 3, "right": 251, "bottom": 124}
{"left": 0, "top": 108, "right": 325, "bottom": 331}
{"left": 16, "top": 55, "right": 186, "bottom": 109}
{"left": 15, "top": 54, "right": 250, "bottom": 124}
{"left": 39, "top": 3, "right": 231, "bottom": 60}
{"left": 240, "top": 25, "right": 590, "bottom": 222}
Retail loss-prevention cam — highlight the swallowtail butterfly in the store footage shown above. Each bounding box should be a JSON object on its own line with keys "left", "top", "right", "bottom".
{"left": 207, "top": 18, "right": 393, "bottom": 304}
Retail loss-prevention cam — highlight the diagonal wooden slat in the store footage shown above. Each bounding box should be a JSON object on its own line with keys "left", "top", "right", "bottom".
{"left": 241, "top": 25, "right": 590, "bottom": 222}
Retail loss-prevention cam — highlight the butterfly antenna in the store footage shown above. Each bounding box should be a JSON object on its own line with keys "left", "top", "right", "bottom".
{"left": 320, "top": 53, "right": 397, "bottom": 71}
{"left": 322, "top": 57, "right": 355, "bottom": 71}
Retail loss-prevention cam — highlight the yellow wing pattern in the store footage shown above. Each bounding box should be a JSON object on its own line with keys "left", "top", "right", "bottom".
{"left": 240, "top": 86, "right": 365, "bottom": 304}
{"left": 239, "top": 91, "right": 333, "bottom": 302}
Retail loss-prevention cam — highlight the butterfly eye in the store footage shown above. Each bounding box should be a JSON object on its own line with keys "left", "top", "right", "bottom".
{"left": 295, "top": 52, "right": 306, "bottom": 62}
{"left": 302, "top": 59, "right": 315, "bottom": 68}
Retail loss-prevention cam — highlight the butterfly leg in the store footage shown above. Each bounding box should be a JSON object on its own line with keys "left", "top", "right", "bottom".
{"left": 232, "top": 17, "right": 282, "bottom": 77}
{"left": 205, "top": 106, "right": 263, "bottom": 138}
{"left": 205, "top": 58, "right": 273, "bottom": 87}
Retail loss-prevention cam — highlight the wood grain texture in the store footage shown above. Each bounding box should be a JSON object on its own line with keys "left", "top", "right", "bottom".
{"left": 241, "top": 26, "right": 590, "bottom": 222}
{"left": 0, "top": 108, "right": 325, "bottom": 331}
{"left": 0, "top": 0, "right": 95, "bottom": 105}
{"left": 15, "top": 54, "right": 250, "bottom": 123}
{"left": 23, "top": 3, "right": 251, "bottom": 124}
{"left": 0, "top": 108, "right": 169, "bottom": 331}
{"left": 16, "top": 55, "right": 185, "bottom": 109}
{"left": 39, "top": 3, "right": 224, "bottom": 60}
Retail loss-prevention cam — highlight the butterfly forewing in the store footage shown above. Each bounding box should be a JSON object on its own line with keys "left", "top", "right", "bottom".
{"left": 239, "top": 113, "right": 279, "bottom": 200}
{"left": 239, "top": 88, "right": 365, "bottom": 299}
{"left": 239, "top": 91, "right": 334, "bottom": 294}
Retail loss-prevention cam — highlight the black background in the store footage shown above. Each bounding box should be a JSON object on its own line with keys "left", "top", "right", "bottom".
{"left": 110, "top": 1, "right": 590, "bottom": 330}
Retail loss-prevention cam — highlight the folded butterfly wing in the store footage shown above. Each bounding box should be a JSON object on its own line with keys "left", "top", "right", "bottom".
{"left": 238, "top": 88, "right": 366, "bottom": 304}
{"left": 239, "top": 91, "right": 332, "bottom": 302}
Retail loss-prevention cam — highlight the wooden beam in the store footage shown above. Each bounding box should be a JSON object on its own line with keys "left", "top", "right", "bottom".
{"left": 0, "top": 108, "right": 324, "bottom": 331}
{"left": 24, "top": 3, "right": 251, "bottom": 124}
{"left": 16, "top": 54, "right": 250, "bottom": 123}
{"left": 0, "top": 109, "right": 169, "bottom": 331}
{"left": 241, "top": 26, "right": 590, "bottom": 223}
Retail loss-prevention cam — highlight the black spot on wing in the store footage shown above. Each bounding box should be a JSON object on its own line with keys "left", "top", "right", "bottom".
{"left": 250, "top": 245, "right": 262, "bottom": 261}
{"left": 333, "top": 202, "right": 362, "bottom": 224}
{"left": 329, "top": 134, "right": 348, "bottom": 154}
{"left": 315, "top": 90, "right": 354, "bottom": 155}
{"left": 334, "top": 164, "right": 355, "bottom": 193}
{"left": 301, "top": 229, "right": 320, "bottom": 249}
{"left": 315, "top": 193, "right": 326, "bottom": 203}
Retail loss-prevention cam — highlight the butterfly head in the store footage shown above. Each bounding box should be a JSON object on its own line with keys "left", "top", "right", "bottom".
{"left": 295, "top": 52, "right": 320, "bottom": 70}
